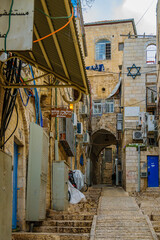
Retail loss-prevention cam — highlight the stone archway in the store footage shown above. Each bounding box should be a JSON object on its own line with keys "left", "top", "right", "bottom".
{"left": 90, "top": 128, "right": 117, "bottom": 185}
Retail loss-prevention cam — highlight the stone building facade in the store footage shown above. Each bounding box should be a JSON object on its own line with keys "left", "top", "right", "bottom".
{"left": 0, "top": 0, "right": 90, "bottom": 232}
{"left": 84, "top": 19, "right": 136, "bottom": 184}
{"left": 122, "top": 37, "right": 159, "bottom": 192}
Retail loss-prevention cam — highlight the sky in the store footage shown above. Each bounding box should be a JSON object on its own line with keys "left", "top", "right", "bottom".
{"left": 82, "top": 0, "right": 158, "bottom": 35}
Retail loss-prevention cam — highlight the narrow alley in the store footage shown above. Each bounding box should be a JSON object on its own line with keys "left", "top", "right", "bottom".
{"left": 1, "top": 1, "right": 160, "bottom": 240}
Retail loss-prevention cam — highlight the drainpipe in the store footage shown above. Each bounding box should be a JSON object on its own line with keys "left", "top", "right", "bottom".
{"left": 138, "top": 145, "right": 141, "bottom": 192}
{"left": 75, "top": 132, "right": 77, "bottom": 169}
{"left": 55, "top": 83, "right": 59, "bottom": 161}
{"left": 115, "top": 158, "right": 119, "bottom": 186}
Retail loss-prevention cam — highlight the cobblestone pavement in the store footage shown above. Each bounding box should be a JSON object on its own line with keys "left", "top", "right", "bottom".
{"left": 90, "top": 186, "right": 157, "bottom": 240}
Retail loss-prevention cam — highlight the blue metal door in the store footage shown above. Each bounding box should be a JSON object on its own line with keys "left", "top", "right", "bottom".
{"left": 12, "top": 142, "right": 18, "bottom": 229}
{"left": 147, "top": 156, "right": 159, "bottom": 187}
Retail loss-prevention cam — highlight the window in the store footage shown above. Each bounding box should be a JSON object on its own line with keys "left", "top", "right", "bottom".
{"left": 146, "top": 44, "right": 156, "bottom": 64}
{"left": 93, "top": 101, "right": 102, "bottom": 114}
{"left": 96, "top": 40, "right": 111, "bottom": 60}
{"left": 118, "top": 42, "right": 124, "bottom": 51}
{"left": 105, "top": 100, "right": 114, "bottom": 113}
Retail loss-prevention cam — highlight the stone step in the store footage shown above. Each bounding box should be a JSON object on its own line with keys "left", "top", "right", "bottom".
{"left": 95, "top": 230, "right": 153, "bottom": 236}
{"left": 58, "top": 233, "right": 89, "bottom": 240}
{"left": 97, "top": 215, "right": 145, "bottom": 220}
{"left": 151, "top": 214, "right": 160, "bottom": 221}
{"left": 12, "top": 233, "right": 90, "bottom": 240}
{"left": 12, "top": 233, "right": 60, "bottom": 240}
{"left": 47, "top": 214, "right": 94, "bottom": 221}
{"left": 96, "top": 221, "right": 148, "bottom": 226}
{"left": 33, "top": 226, "right": 91, "bottom": 234}
{"left": 97, "top": 211, "right": 143, "bottom": 216}
{"left": 151, "top": 221, "right": 160, "bottom": 232}
{"left": 41, "top": 220, "right": 92, "bottom": 227}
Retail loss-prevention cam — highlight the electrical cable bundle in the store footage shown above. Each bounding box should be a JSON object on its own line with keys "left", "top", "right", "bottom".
{"left": 0, "top": 57, "right": 21, "bottom": 149}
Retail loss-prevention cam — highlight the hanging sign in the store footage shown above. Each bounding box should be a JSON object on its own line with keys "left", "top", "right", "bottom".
{"left": 0, "top": 0, "right": 34, "bottom": 51}
{"left": 51, "top": 108, "right": 72, "bottom": 118}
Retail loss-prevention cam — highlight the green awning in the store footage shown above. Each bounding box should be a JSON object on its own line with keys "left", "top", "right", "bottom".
{"left": 15, "top": 0, "right": 89, "bottom": 94}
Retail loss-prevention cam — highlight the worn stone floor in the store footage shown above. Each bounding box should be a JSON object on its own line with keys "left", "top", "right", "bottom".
{"left": 132, "top": 187, "right": 160, "bottom": 239}
{"left": 90, "top": 186, "right": 157, "bottom": 240}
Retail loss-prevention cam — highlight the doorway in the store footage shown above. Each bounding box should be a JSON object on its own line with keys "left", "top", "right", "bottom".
{"left": 147, "top": 156, "right": 159, "bottom": 187}
{"left": 12, "top": 142, "right": 19, "bottom": 229}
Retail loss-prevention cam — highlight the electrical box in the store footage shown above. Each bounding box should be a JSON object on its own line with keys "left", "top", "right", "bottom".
{"left": 77, "top": 122, "right": 83, "bottom": 135}
{"left": 26, "top": 123, "right": 49, "bottom": 222}
{"left": 52, "top": 161, "right": 69, "bottom": 211}
{"left": 72, "top": 113, "right": 77, "bottom": 128}
{"left": 148, "top": 115, "right": 155, "bottom": 132}
{"left": 0, "top": 150, "right": 12, "bottom": 240}
{"left": 0, "top": 0, "right": 34, "bottom": 51}
{"left": 80, "top": 105, "right": 88, "bottom": 117}
{"left": 83, "top": 132, "right": 90, "bottom": 144}
{"left": 117, "top": 113, "right": 123, "bottom": 131}
{"left": 141, "top": 172, "right": 148, "bottom": 178}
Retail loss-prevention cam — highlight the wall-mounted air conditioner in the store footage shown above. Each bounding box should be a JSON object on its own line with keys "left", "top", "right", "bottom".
{"left": 80, "top": 105, "right": 88, "bottom": 117}
{"left": 72, "top": 113, "right": 77, "bottom": 128}
{"left": 83, "top": 133, "right": 90, "bottom": 144}
{"left": 77, "top": 122, "right": 83, "bottom": 135}
{"left": 133, "top": 131, "right": 143, "bottom": 140}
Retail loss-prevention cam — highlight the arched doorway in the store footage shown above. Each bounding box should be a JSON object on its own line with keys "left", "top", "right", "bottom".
{"left": 90, "top": 129, "right": 117, "bottom": 185}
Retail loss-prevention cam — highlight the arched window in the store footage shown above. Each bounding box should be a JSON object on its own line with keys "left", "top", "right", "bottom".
{"left": 96, "top": 39, "right": 111, "bottom": 60}
{"left": 146, "top": 44, "right": 156, "bottom": 64}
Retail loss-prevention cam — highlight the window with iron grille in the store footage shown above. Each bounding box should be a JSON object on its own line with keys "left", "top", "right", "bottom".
{"left": 96, "top": 40, "right": 111, "bottom": 60}
{"left": 105, "top": 100, "right": 114, "bottom": 113}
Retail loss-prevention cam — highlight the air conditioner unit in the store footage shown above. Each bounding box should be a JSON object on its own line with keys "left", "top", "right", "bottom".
{"left": 80, "top": 105, "right": 88, "bottom": 117}
{"left": 83, "top": 133, "right": 90, "bottom": 144}
{"left": 72, "top": 113, "right": 77, "bottom": 128}
{"left": 77, "top": 122, "right": 83, "bottom": 135}
{"left": 147, "top": 115, "right": 155, "bottom": 132}
{"left": 133, "top": 131, "right": 143, "bottom": 140}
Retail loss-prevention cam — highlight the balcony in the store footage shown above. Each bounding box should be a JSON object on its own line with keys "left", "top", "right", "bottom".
{"left": 59, "top": 118, "right": 74, "bottom": 156}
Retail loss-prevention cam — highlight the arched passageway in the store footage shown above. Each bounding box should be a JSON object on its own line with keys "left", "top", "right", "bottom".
{"left": 90, "top": 129, "right": 118, "bottom": 185}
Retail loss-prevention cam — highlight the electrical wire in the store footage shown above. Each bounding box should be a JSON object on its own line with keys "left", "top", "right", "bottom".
{"left": 29, "top": 65, "right": 43, "bottom": 127}
{"left": 33, "top": 7, "right": 74, "bottom": 43}
{"left": 36, "top": 7, "right": 72, "bottom": 19}
{"left": 0, "top": 57, "right": 21, "bottom": 148}
{"left": 4, "top": 0, "right": 14, "bottom": 53}
{"left": 136, "top": 0, "right": 156, "bottom": 26}
{"left": 19, "top": 89, "right": 30, "bottom": 107}
{"left": 0, "top": 104, "right": 18, "bottom": 149}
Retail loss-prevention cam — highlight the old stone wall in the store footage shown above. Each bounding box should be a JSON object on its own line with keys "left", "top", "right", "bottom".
{"left": 0, "top": 65, "right": 89, "bottom": 231}
{"left": 122, "top": 38, "right": 157, "bottom": 188}
{"left": 125, "top": 146, "right": 159, "bottom": 192}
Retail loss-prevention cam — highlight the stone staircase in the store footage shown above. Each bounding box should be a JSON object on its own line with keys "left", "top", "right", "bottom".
{"left": 91, "top": 187, "right": 157, "bottom": 240}
{"left": 134, "top": 187, "right": 160, "bottom": 239}
{"left": 12, "top": 187, "right": 101, "bottom": 240}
